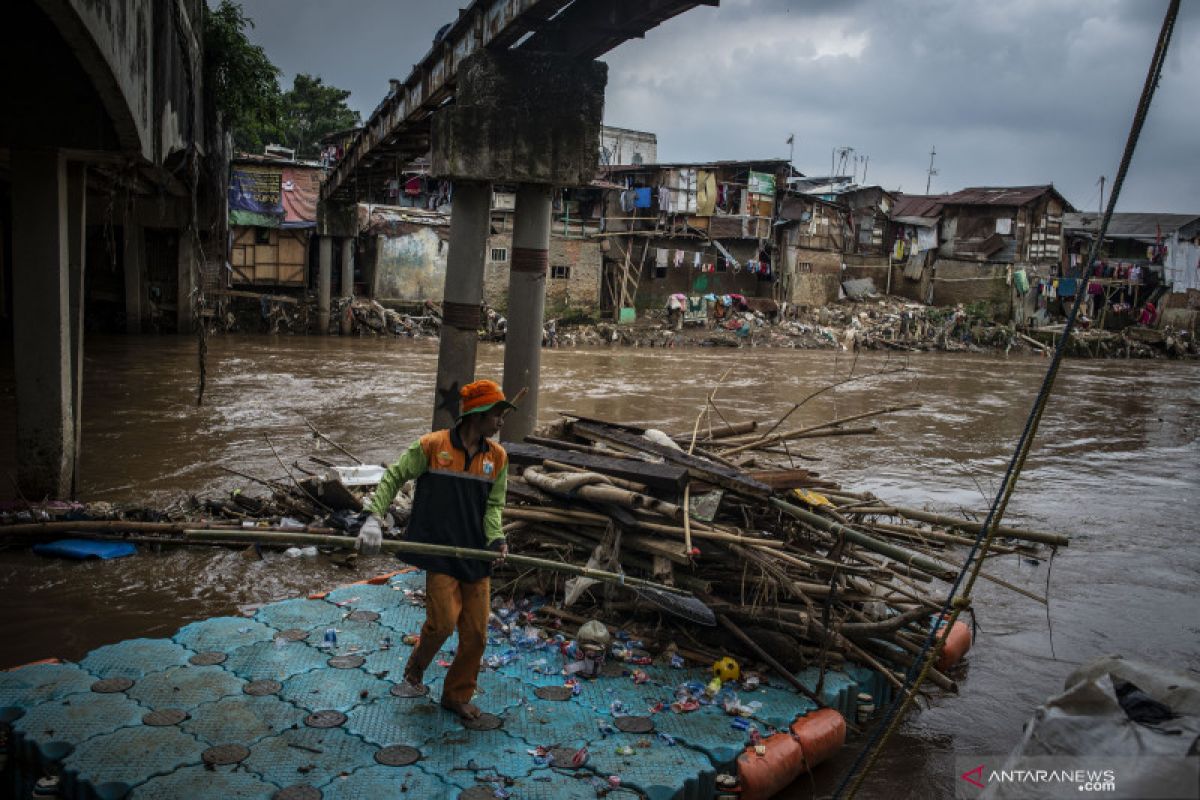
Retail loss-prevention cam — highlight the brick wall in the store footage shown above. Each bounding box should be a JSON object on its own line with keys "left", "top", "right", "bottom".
{"left": 483, "top": 233, "right": 602, "bottom": 317}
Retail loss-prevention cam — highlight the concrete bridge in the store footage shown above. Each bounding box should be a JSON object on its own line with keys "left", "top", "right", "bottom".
{"left": 2, "top": 0, "right": 219, "bottom": 499}
{"left": 320, "top": 0, "right": 716, "bottom": 441}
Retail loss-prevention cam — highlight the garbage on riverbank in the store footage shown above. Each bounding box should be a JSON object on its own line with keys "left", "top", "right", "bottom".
{"left": 205, "top": 289, "right": 1195, "bottom": 358}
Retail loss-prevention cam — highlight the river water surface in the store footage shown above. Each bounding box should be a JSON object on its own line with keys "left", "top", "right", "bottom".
{"left": 1, "top": 335, "right": 1198, "bottom": 798}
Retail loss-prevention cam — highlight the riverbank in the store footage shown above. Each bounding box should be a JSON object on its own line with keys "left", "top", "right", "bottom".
{"left": 214, "top": 293, "right": 1197, "bottom": 359}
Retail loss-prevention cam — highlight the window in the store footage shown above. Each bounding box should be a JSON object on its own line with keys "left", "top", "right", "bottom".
{"left": 654, "top": 266, "right": 667, "bottom": 279}
{"left": 797, "top": 261, "right": 814, "bottom": 274}
{"left": 551, "top": 265, "right": 571, "bottom": 280}
{"left": 254, "top": 228, "right": 271, "bottom": 245}
{"left": 490, "top": 247, "right": 508, "bottom": 262}
{"left": 716, "top": 259, "right": 727, "bottom": 273}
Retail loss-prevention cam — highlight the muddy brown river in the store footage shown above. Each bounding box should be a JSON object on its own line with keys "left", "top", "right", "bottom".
{"left": 1, "top": 335, "right": 1198, "bottom": 798}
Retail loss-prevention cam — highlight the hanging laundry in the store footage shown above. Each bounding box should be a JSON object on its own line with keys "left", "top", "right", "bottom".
{"left": 660, "top": 186, "right": 672, "bottom": 212}
{"left": 656, "top": 248, "right": 669, "bottom": 268}
{"left": 673, "top": 250, "right": 685, "bottom": 268}
{"left": 693, "top": 252, "right": 702, "bottom": 269}
{"left": 634, "top": 187, "right": 653, "bottom": 209}
{"left": 404, "top": 176, "right": 422, "bottom": 196}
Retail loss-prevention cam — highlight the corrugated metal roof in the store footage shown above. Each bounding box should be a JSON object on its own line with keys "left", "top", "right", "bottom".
{"left": 1063, "top": 212, "right": 1200, "bottom": 238}
{"left": 941, "top": 185, "right": 1066, "bottom": 208}
{"left": 602, "top": 159, "right": 794, "bottom": 172}
{"left": 891, "top": 193, "right": 949, "bottom": 218}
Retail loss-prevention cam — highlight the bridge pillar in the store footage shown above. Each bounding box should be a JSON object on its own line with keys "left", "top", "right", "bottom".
{"left": 340, "top": 237, "right": 355, "bottom": 335}
{"left": 67, "top": 162, "right": 87, "bottom": 498}
{"left": 431, "top": 180, "right": 492, "bottom": 431}
{"left": 501, "top": 184, "right": 552, "bottom": 443}
{"left": 123, "top": 220, "right": 144, "bottom": 334}
{"left": 11, "top": 149, "right": 74, "bottom": 498}
{"left": 318, "top": 236, "right": 333, "bottom": 334}
{"left": 431, "top": 50, "right": 607, "bottom": 431}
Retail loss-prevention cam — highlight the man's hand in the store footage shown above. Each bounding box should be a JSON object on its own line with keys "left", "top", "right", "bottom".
{"left": 356, "top": 514, "right": 383, "bottom": 556}
{"left": 494, "top": 541, "right": 508, "bottom": 566}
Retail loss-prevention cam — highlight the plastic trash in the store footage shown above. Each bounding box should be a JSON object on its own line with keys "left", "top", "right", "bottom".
{"left": 284, "top": 546, "right": 318, "bottom": 558}
{"left": 279, "top": 517, "right": 306, "bottom": 531}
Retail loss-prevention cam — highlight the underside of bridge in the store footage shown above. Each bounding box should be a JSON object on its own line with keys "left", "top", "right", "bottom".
{"left": 1, "top": 0, "right": 221, "bottom": 500}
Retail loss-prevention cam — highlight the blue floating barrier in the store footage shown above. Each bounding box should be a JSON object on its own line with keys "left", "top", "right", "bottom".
{"left": 32, "top": 539, "right": 136, "bottom": 561}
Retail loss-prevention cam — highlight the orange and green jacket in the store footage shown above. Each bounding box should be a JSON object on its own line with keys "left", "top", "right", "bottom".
{"left": 367, "top": 426, "right": 508, "bottom": 582}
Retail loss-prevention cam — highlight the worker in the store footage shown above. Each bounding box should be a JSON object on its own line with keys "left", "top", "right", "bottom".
{"left": 357, "top": 379, "right": 514, "bottom": 720}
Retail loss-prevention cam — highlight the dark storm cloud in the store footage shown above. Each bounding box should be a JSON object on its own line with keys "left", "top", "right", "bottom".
{"left": 225, "top": 0, "right": 1197, "bottom": 212}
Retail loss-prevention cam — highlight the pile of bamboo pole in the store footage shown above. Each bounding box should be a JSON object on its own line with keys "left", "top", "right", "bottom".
{"left": 494, "top": 409, "right": 1068, "bottom": 696}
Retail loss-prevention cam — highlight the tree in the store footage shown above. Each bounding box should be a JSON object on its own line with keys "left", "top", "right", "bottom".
{"left": 203, "top": 0, "right": 282, "bottom": 154}
{"left": 278, "top": 74, "right": 362, "bottom": 160}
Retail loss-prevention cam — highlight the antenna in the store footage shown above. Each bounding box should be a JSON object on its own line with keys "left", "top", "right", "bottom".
{"left": 1097, "top": 175, "right": 1106, "bottom": 214}
{"left": 925, "top": 146, "right": 938, "bottom": 194}
{"left": 835, "top": 146, "right": 855, "bottom": 183}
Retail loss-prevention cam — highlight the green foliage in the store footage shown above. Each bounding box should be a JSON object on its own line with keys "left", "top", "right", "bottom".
{"left": 278, "top": 74, "right": 361, "bottom": 160}
{"left": 203, "top": 0, "right": 282, "bottom": 154}
{"left": 203, "top": 3, "right": 360, "bottom": 159}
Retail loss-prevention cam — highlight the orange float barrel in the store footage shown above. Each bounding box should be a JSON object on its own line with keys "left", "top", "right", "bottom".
{"left": 790, "top": 707, "right": 846, "bottom": 770}
{"left": 736, "top": 709, "right": 848, "bottom": 799}
{"left": 935, "top": 619, "right": 972, "bottom": 671}
{"left": 736, "top": 732, "right": 805, "bottom": 800}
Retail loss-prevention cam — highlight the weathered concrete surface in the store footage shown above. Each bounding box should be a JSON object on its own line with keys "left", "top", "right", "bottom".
{"left": 123, "top": 220, "right": 145, "bottom": 334}
{"left": 30, "top": 0, "right": 204, "bottom": 161}
{"left": 501, "top": 184, "right": 552, "bottom": 443}
{"left": 340, "top": 238, "right": 355, "bottom": 335}
{"left": 318, "top": 237, "right": 333, "bottom": 334}
{"left": 432, "top": 51, "right": 607, "bottom": 185}
{"left": 372, "top": 229, "right": 448, "bottom": 305}
{"left": 432, "top": 181, "right": 491, "bottom": 430}
{"left": 11, "top": 150, "right": 74, "bottom": 499}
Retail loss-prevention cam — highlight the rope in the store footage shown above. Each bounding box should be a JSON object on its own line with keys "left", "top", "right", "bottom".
{"left": 833, "top": 2, "right": 1180, "bottom": 795}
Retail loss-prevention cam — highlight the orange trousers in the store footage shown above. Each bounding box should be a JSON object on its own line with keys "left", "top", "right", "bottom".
{"left": 405, "top": 571, "right": 490, "bottom": 705}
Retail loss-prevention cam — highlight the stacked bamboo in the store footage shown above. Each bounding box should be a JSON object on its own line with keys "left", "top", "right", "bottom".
{"left": 494, "top": 411, "right": 1068, "bottom": 696}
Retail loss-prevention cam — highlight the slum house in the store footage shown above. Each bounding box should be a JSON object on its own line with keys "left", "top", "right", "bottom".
{"left": 227, "top": 154, "right": 327, "bottom": 293}
{"left": 598, "top": 160, "right": 792, "bottom": 321}
{"left": 928, "top": 186, "right": 1073, "bottom": 322}
{"left": 795, "top": 184, "right": 896, "bottom": 302}
{"left": 1063, "top": 212, "right": 1200, "bottom": 332}
{"left": 599, "top": 125, "right": 658, "bottom": 167}
{"left": 886, "top": 193, "right": 950, "bottom": 305}
{"left": 775, "top": 193, "right": 850, "bottom": 308}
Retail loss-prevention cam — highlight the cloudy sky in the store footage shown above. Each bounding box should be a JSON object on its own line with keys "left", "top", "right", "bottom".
{"left": 230, "top": 0, "right": 1197, "bottom": 212}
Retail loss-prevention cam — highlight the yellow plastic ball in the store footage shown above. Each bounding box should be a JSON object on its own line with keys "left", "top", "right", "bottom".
{"left": 712, "top": 656, "right": 741, "bottom": 682}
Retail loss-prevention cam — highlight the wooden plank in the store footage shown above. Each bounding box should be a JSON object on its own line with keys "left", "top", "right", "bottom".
{"left": 505, "top": 442, "right": 687, "bottom": 494}
{"left": 568, "top": 421, "right": 772, "bottom": 498}
{"left": 744, "top": 469, "right": 832, "bottom": 491}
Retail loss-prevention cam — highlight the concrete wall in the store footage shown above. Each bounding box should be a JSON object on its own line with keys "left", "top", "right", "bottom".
{"left": 784, "top": 247, "right": 842, "bottom": 307}
{"left": 600, "top": 126, "right": 657, "bottom": 166}
{"left": 929, "top": 258, "right": 1012, "bottom": 314}
{"left": 484, "top": 233, "right": 602, "bottom": 317}
{"left": 36, "top": 0, "right": 203, "bottom": 162}
{"left": 372, "top": 227, "right": 448, "bottom": 304}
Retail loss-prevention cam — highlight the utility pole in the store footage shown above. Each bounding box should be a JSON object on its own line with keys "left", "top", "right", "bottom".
{"left": 1098, "top": 175, "right": 1106, "bottom": 214}
{"left": 925, "top": 146, "right": 938, "bottom": 194}
{"left": 786, "top": 133, "right": 795, "bottom": 168}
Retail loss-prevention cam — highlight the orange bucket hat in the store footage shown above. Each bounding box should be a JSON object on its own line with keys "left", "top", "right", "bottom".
{"left": 458, "top": 379, "right": 516, "bottom": 419}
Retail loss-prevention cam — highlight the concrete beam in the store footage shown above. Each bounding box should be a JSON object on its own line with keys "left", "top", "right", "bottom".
{"left": 432, "top": 181, "right": 492, "bottom": 431}
{"left": 431, "top": 51, "right": 607, "bottom": 186}
{"left": 340, "top": 237, "right": 355, "bottom": 336}
{"left": 11, "top": 149, "right": 74, "bottom": 499}
{"left": 501, "top": 184, "right": 552, "bottom": 443}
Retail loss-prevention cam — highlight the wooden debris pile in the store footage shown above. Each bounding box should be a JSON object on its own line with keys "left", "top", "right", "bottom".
{"left": 496, "top": 410, "right": 1068, "bottom": 697}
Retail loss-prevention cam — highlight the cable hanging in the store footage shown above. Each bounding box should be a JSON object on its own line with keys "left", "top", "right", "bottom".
{"left": 832, "top": 1, "right": 1182, "bottom": 796}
